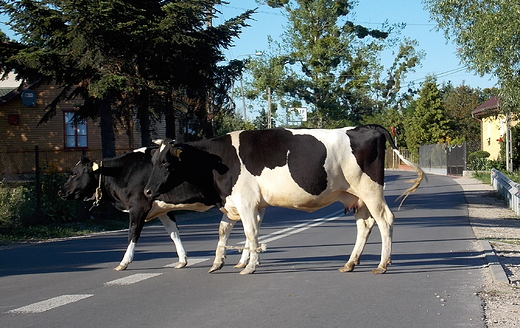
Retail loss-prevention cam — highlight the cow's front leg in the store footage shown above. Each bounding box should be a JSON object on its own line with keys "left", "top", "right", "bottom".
{"left": 159, "top": 213, "right": 187, "bottom": 268}
{"left": 339, "top": 205, "right": 375, "bottom": 273}
{"left": 209, "top": 214, "right": 236, "bottom": 273}
{"left": 114, "top": 210, "right": 146, "bottom": 271}
{"left": 115, "top": 241, "right": 136, "bottom": 271}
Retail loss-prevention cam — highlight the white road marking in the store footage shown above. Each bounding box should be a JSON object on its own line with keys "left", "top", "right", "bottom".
{"left": 238, "top": 209, "right": 345, "bottom": 245}
{"left": 104, "top": 273, "right": 162, "bottom": 286}
{"left": 164, "top": 257, "right": 210, "bottom": 268}
{"left": 7, "top": 294, "right": 94, "bottom": 314}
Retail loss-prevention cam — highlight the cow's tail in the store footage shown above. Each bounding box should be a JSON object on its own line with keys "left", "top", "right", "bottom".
{"left": 375, "top": 125, "right": 425, "bottom": 208}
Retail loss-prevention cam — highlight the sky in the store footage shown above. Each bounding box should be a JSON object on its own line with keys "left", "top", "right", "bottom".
{"left": 216, "top": 0, "right": 498, "bottom": 90}
{"left": 0, "top": 1, "right": 498, "bottom": 114}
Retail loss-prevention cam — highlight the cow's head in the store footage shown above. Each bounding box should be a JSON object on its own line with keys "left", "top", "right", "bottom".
{"left": 144, "top": 139, "right": 228, "bottom": 199}
{"left": 58, "top": 156, "right": 100, "bottom": 201}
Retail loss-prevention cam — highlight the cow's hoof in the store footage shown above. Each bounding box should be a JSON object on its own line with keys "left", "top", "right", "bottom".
{"left": 338, "top": 263, "right": 355, "bottom": 273}
{"left": 239, "top": 267, "right": 256, "bottom": 275}
{"left": 113, "top": 264, "right": 128, "bottom": 271}
{"left": 208, "top": 262, "right": 224, "bottom": 273}
{"left": 234, "top": 262, "right": 247, "bottom": 269}
{"left": 175, "top": 262, "right": 187, "bottom": 269}
{"left": 371, "top": 267, "right": 387, "bottom": 274}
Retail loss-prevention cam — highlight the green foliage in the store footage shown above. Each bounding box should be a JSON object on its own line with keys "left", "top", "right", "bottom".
{"left": 442, "top": 84, "right": 482, "bottom": 147}
{"left": 425, "top": 0, "right": 520, "bottom": 113}
{"left": 0, "top": 181, "right": 28, "bottom": 229}
{"left": 404, "top": 76, "right": 450, "bottom": 157}
{"left": 0, "top": 172, "right": 87, "bottom": 228}
{"left": 0, "top": 1, "right": 254, "bottom": 146}
{"left": 467, "top": 150, "right": 491, "bottom": 171}
{"left": 246, "top": 0, "right": 422, "bottom": 128}
{"left": 497, "top": 125, "right": 520, "bottom": 171}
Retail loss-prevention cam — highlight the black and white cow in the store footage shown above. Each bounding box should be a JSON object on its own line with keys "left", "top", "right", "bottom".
{"left": 59, "top": 148, "right": 228, "bottom": 271}
{"left": 144, "top": 125, "right": 424, "bottom": 275}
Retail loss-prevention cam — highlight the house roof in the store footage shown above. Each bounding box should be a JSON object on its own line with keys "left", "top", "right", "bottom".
{"left": 0, "top": 87, "right": 14, "bottom": 98}
{"left": 471, "top": 96, "right": 500, "bottom": 118}
{"left": 0, "top": 79, "right": 41, "bottom": 105}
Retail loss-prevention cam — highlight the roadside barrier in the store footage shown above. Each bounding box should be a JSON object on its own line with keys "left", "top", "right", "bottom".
{"left": 491, "top": 168, "right": 520, "bottom": 215}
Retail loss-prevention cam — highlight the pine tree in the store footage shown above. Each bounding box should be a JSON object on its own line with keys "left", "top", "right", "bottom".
{"left": 405, "top": 76, "right": 450, "bottom": 157}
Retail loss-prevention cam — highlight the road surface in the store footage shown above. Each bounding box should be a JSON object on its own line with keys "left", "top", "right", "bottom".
{"left": 0, "top": 171, "right": 487, "bottom": 327}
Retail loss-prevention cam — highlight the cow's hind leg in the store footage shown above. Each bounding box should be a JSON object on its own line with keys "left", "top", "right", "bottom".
{"left": 209, "top": 214, "right": 237, "bottom": 273}
{"left": 339, "top": 205, "right": 375, "bottom": 273}
{"left": 234, "top": 208, "right": 265, "bottom": 269}
{"left": 114, "top": 211, "right": 146, "bottom": 271}
{"left": 363, "top": 198, "right": 394, "bottom": 274}
{"left": 159, "top": 212, "right": 188, "bottom": 268}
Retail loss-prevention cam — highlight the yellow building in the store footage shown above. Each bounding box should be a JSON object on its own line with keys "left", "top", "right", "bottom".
{"left": 471, "top": 97, "right": 518, "bottom": 160}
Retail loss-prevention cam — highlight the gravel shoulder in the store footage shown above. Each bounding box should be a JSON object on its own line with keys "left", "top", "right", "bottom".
{"left": 454, "top": 176, "right": 520, "bottom": 328}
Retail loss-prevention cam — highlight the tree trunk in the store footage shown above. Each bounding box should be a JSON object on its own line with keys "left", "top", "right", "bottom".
{"left": 138, "top": 92, "right": 151, "bottom": 147}
{"left": 99, "top": 96, "right": 116, "bottom": 158}
{"left": 165, "top": 108, "right": 176, "bottom": 141}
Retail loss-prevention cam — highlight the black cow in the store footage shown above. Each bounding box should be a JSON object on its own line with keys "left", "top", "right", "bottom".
{"left": 59, "top": 147, "right": 223, "bottom": 271}
{"left": 145, "top": 125, "right": 424, "bottom": 275}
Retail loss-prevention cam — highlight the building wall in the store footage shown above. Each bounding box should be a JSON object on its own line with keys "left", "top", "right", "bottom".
{"left": 480, "top": 115, "right": 518, "bottom": 160}
{"left": 0, "top": 81, "right": 167, "bottom": 175}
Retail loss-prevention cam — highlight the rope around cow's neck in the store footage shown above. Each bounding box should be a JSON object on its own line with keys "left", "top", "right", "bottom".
{"left": 90, "top": 160, "right": 103, "bottom": 211}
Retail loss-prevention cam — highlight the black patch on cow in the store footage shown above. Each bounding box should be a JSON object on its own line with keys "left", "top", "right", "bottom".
{"left": 238, "top": 129, "right": 328, "bottom": 196}
{"left": 346, "top": 125, "right": 386, "bottom": 186}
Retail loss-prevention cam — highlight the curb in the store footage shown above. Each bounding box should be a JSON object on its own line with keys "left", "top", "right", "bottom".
{"left": 480, "top": 240, "right": 510, "bottom": 284}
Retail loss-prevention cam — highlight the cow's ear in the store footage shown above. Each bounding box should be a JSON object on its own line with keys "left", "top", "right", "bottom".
{"left": 80, "top": 156, "right": 90, "bottom": 164}
{"left": 92, "top": 162, "right": 99, "bottom": 172}
{"left": 172, "top": 147, "right": 183, "bottom": 158}
{"left": 152, "top": 139, "right": 163, "bottom": 146}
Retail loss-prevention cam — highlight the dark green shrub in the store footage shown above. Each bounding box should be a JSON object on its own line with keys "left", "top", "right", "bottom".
{"left": 467, "top": 150, "right": 491, "bottom": 171}
{"left": 0, "top": 180, "right": 28, "bottom": 229}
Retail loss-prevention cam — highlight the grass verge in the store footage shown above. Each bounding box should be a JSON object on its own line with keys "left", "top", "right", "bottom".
{"left": 0, "top": 220, "right": 128, "bottom": 246}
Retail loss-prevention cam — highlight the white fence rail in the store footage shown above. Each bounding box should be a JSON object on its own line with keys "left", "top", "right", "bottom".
{"left": 491, "top": 168, "right": 520, "bottom": 215}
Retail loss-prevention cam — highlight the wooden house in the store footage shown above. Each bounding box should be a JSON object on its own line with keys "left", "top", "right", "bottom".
{"left": 0, "top": 77, "right": 167, "bottom": 178}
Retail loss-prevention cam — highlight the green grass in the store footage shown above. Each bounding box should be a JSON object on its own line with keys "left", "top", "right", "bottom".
{"left": 472, "top": 171, "right": 492, "bottom": 185}
{"left": 0, "top": 220, "right": 129, "bottom": 246}
{"left": 489, "top": 239, "right": 520, "bottom": 246}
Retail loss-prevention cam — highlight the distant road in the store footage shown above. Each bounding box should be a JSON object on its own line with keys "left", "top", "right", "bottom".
{"left": 0, "top": 171, "right": 486, "bottom": 327}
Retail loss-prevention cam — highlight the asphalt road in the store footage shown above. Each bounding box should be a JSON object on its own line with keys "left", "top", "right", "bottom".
{"left": 0, "top": 171, "right": 487, "bottom": 327}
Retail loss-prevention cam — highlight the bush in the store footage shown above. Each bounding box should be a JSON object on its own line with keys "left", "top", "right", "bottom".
{"left": 0, "top": 172, "right": 91, "bottom": 228}
{"left": 0, "top": 181, "right": 28, "bottom": 229}
{"left": 467, "top": 150, "right": 491, "bottom": 171}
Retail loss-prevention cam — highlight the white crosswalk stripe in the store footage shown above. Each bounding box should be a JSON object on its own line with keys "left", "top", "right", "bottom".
{"left": 104, "top": 273, "right": 162, "bottom": 286}
{"left": 7, "top": 294, "right": 94, "bottom": 314}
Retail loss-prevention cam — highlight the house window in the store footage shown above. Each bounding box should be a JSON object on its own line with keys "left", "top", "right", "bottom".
{"left": 64, "top": 111, "right": 87, "bottom": 148}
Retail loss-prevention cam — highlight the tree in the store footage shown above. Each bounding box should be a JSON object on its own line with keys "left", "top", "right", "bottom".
{"left": 0, "top": 1, "right": 253, "bottom": 155}
{"left": 244, "top": 0, "right": 423, "bottom": 129}
{"left": 424, "top": 0, "right": 520, "bottom": 112}
{"left": 404, "top": 76, "right": 450, "bottom": 157}
{"left": 441, "top": 84, "right": 482, "bottom": 150}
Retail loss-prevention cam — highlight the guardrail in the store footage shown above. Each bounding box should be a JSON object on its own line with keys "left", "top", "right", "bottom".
{"left": 491, "top": 168, "right": 520, "bottom": 215}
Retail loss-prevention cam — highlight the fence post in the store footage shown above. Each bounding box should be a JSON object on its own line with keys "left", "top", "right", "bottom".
{"left": 34, "top": 145, "right": 42, "bottom": 223}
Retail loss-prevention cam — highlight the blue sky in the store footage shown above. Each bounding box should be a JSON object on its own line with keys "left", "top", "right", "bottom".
{"left": 216, "top": 0, "right": 498, "bottom": 90}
